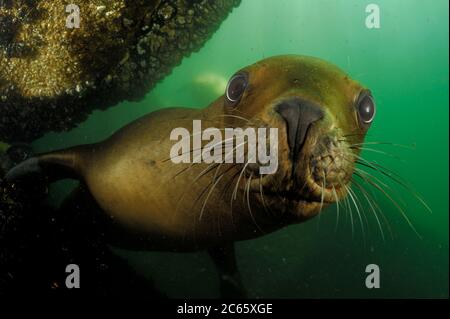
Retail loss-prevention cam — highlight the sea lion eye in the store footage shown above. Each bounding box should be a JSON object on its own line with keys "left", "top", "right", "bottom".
{"left": 357, "top": 92, "right": 376, "bottom": 125}
{"left": 225, "top": 72, "right": 248, "bottom": 105}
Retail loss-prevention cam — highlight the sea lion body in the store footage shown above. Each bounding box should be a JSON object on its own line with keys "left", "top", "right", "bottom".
{"left": 7, "top": 55, "right": 375, "bottom": 253}
{"left": 80, "top": 106, "right": 270, "bottom": 251}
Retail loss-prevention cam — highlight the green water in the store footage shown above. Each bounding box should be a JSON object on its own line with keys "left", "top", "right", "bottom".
{"left": 34, "top": 0, "right": 448, "bottom": 298}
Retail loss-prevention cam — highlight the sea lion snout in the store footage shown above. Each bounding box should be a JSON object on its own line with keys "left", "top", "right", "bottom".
{"left": 275, "top": 97, "right": 324, "bottom": 160}
{"left": 304, "top": 131, "right": 355, "bottom": 201}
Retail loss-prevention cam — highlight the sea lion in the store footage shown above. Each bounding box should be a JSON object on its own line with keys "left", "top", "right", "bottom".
{"left": 6, "top": 55, "right": 376, "bottom": 296}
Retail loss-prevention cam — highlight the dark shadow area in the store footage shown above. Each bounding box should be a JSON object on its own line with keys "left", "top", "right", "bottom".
{"left": 0, "top": 144, "right": 165, "bottom": 297}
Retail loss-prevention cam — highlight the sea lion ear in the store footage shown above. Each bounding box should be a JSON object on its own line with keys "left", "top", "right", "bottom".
{"left": 225, "top": 72, "right": 248, "bottom": 107}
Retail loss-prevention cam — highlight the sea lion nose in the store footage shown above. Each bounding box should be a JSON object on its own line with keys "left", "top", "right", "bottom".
{"left": 276, "top": 97, "right": 324, "bottom": 157}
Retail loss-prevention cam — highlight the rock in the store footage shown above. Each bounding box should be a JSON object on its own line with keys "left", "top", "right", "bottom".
{"left": 0, "top": 0, "right": 241, "bottom": 142}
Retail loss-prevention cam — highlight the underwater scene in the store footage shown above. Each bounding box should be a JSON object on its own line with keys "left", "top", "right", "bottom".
{"left": 0, "top": 0, "right": 448, "bottom": 299}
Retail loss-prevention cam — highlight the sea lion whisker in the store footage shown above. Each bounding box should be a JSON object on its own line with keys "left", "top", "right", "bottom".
{"left": 242, "top": 173, "right": 248, "bottom": 206}
{"left": 345, "top": 184, "right": 366, "bottom": 242}
{"left": 259, "top": 175, "right": 271, "bottom": 215}
{"left": 216, "top": 151, "right": 251, "bottom": 223}
{"left": 354, "top": 170, "right": 422, "bottom": 239}
{"left": 199, "top": 173, "right": 225, "bottom": 221}
{"left": 214, "top": 164, "right": 239, "bottom": 192}
{"left": 338, "top": 131, "right": 375, "bottom": 143}
{"left": 343, "top": 133, "right": 365, "bottom": 137}
{"left": 212, "top": 140, "right": 248, "bottom": 182}
{"left": 338, "top": 176, "right": 354, "bottom": 238}
{"left": 354, "top": 155, "right": 409, "bottom": 182}
{"left": 360, "top": 159, "right": 406, "bottom": 179}
{"left": 351, "top": 184, "right": 371, "bottom": 242}
{"left": 219, "top": 140, "right": 251, "bottom": 203}
{"left": 353, "top": 172, "right": 395, "bottom": 240}
{"left": 354, "top": 167, "right": 390, "bottom": 190}
{"left": 352, "top": 178, "right": 386, "bottom": 242}
{"left": 332, "top": 186, "right": 340, "bottom": 233}
{"left": 195, "top": 164, "right": 238, "bottom": 219}
{"left": 356, "top": 158, "right": 432, "bottom": 214}
{"left": 350, "top": 146, "right": 406, "bottom": 162}
{"left": 213, "top": 171, "right": 241, "bottom": 239}
{"left": 354, "top": 166, "right": 409, "bottom": 212}
{"left": 172, "top": 165, "right": 193, "bottom": 180}
{"left": 228, "top": 108, "right": 253, "bottom": 120}
{"left": 229, "top": 108, "right": 266, "bottom": 127}
{"left": 219, "top": 169, "right": 242, "bottom": 227}
{"left": 193, "top": 162, "right": 222, "bottom": 184}
{"left": 175, "top": 163, "right": 221, "bottom": 213}
{"left": 354, "top": 170, "right": 393, "bottom": 238}
{"left": 349, "top": 141, "right": 416, "bottom": 150}
{"left": 216, "top": 114, "right": 252, "bottom": 124}
{"left": 230, "top": 168, "right": 246, "bottom": 222}
{"left": 227, "top": 172, "right": 242, "bottom": 226}
{"left": 232, "top": 157, "right": 252, "bottom": 202}
{"left": 175, "top": 162, "right": 223, "bottom": 211}
{"left": 246, "top": 172, "right": 265, "bottom": 233}
{"left": 202, "top": 140, "right": 250, "bottom": 222}
{"left": 190, "top": 178, "right": 215, "bottom": 212}
{"left": 346, "top": 193, "right": 355, "bottom": 238}
{"left": 354, "top": 161, "right": 408, "bottom": 207}
{"left": 317, "top": 171, "right": 326, "bottom": 231}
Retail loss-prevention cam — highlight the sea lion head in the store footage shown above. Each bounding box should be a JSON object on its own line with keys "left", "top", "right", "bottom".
{"left": 216, "top": 55, "right": 376, "bottom": 222}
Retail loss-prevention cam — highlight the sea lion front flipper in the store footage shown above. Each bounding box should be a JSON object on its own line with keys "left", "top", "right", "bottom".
{"left": 208, "top": 243, "right": 247, "bottom": 299}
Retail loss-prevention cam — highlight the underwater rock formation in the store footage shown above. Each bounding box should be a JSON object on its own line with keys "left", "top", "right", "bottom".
{"left": 0, "top": 0, "right": 241, "bottom": 142}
